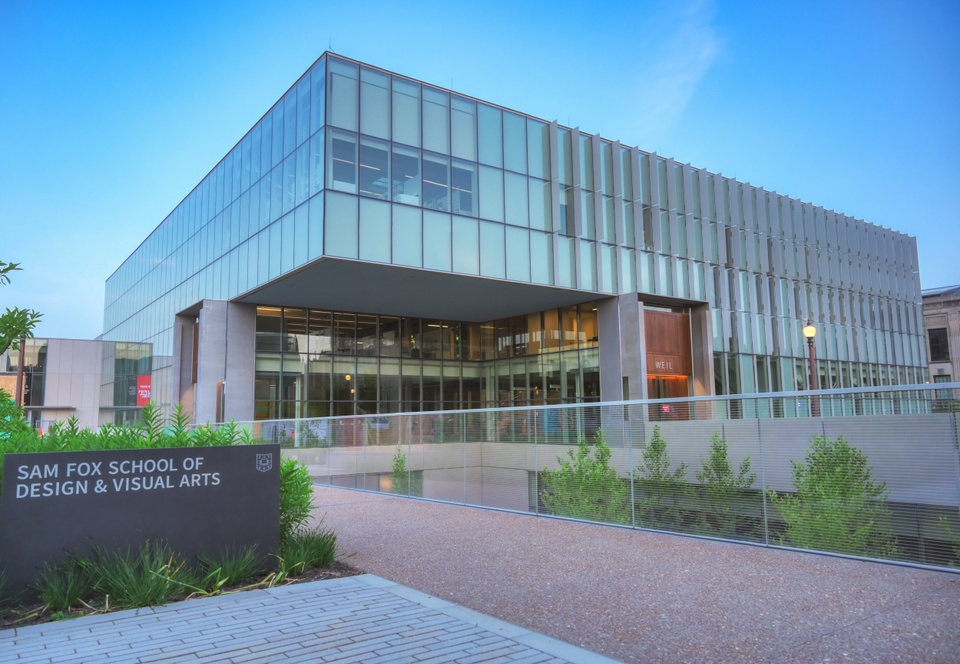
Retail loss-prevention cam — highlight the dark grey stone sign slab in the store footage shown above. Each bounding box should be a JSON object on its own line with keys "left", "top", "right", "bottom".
{"left": 0, "top": 444, "right": 280, "bottom": 599}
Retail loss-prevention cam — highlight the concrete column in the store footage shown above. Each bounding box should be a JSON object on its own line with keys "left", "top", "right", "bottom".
{"left": 173, "top": 313, "right": 196, "bottom": 420}
{"left": 597, "top": 294, "right": 645, "bottom": 402}
{"left": 193, "top": 300, "right": 257, "bottom": 425}
{"left": 194, "top": 301, "right": 227, "bottom": 426}
{"left": 224, "top": 302, "right": 256, "bottom": 423}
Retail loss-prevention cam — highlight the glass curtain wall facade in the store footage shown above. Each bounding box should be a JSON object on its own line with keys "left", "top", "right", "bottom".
{"left": 253, "top": 303, "right": 599, "bottom": 418}
{"left": 102, "top": 53, "right": 927, "bottom": 419}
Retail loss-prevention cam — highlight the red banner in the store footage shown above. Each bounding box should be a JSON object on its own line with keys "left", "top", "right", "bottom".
{"left": 137, "top": 375, "right": 152, "bottom": 406}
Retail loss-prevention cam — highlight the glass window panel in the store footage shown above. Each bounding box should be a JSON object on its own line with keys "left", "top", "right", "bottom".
{"left": 621, "top": 200, "right": 636, "bottom": 247}
{"left": 294, "top": 203, "right": 308, "bottom": 267}
{"left": 328, "top": 58, "right": 358, "bottom": 130}
{"left": 359, "top": 136, "right": 390, "bottom": 200}
{"left": 579, "top": 134, "right": 594, "bottom": 190}
{"left": 452, "top": 215, "right": 480, "bottom": 275}
{"left": 556, "top": 236, "right": 576, "bottom": 288}
{"left": 310, "top": 129, "right": 324, "bottom": 196}
{"left": 506, "top": 226, "right": 530, "bottom": 282}
{"left": 327, "top": 129, "right": 357, "bottom": 193}
{"left": 601, "top": 196, "right": 615, "bottom": 243}
{"left": 284, "top": 88, "right": 297, "bottom": 156}
{"left": 479, "top": 220, "right": 505, "bottom": 278}
{"left": 359, "top": 198, "right": 391, "bottom": 263}
{"left": 560, "top": 186, "right": 574, "bottom": 235}
{"left": 579, "top": 240, "right": 597, "bottom": 290}
{"left": 260, "top": 114, "right": 272, "bottom": 179}
{"left": 503, "top": 111, "right": 526, "bottom": 173}
{"left": 279, "top": 212, "right": 294, "bottom": 274}
{"left": 391, "top": 144, "right": 420, "bottom": 204}
{"left": 451, "top": 95, "right": 476, "bottom": 161}
{"left": 423, "top": 210, "right": 452, "bottom": 271}
{"left": 271, "top": 105, "right": 284, "bottom": 168}
{"left": 379, "top": 317, "right": 401, "bottom": 357}
{"left": 308, "top": 192, "right": 323, "bottom": 259}
{"left": 504, "top": 171, "right": 529, "bottom": 227}
{"left": 451, "top": 159, "right": 477, "bottom": 217}
{"left": 620, "top": 147, "right": 634, "bottom": 200}
{"left": 392, "top": 77, "right": 420, "bottom": 147}
{"left": 423, "top": 152, "right": 449, "bottom": 211}
{"left": 558, "top": 128, "right": 572, "bottom": 186}
{"left": 478, "top": 103, "right": 502, "bottom": 167}
{"left": 270, "top": 164, "right": 283, "bottom": 222}
{"left": 282, "top": 154, "right": 295, "bottom": 216}
{"left": 296, "top": 76, "right": 310, "bottom": 145}
{"left": 295, "top": 142, "right": 309, "bottom": 206}
{"left": 310, "top": 59, "right": 326, "bottom": 135}
{"left": 601, "top": 243, "right": 617, "bottom": 293}
{"left": 527, "top": 119, "right": 549, "bottom": 179}
{"left": 422, "top": 87, "right": 449, "bottom": 154}
{"left": 478, "top": 165, "right": 503, "bottom": 222}
{"left": 268, "top": 220, "right": 281, "bottom": 280}
{"left": 360, "top": 67, "right": 389, "bottom": 139}
{"left": 600, "top": 142, "right": 614, "bottom": 195}
{"left": 324, "top": 191, "right": 358, "bottom": 259}
{"left": 530, "top": 229, "right": 553, "bottom": 285}
{"left": 528, "top": 177, "right": 550, "bottom": 231}
{"left": 581, "top": 191, "right": 596, "bottom": 240}
{"left": 392, "top": 204, "right": 422, "bottom": 267}
{"left": 240, "top": 134, "right": 252, "bottom": 193}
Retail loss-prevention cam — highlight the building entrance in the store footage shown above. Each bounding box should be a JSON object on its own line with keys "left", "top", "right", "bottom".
{"left": 644, "top": 307, "right": 693, "bottom": 420}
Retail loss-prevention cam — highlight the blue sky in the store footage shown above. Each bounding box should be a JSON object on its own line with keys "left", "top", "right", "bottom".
{"left": 2, "top": 0, "right": 957, "bottom": 340}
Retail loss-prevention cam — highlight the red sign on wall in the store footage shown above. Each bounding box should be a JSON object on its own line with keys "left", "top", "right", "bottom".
{"left": 137, "top": 375, "right": 152, "bottom": 406}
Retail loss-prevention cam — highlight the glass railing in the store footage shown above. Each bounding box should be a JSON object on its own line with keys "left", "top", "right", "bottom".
{"left": 223, "top": 383, "right": 960, "bottom": 570}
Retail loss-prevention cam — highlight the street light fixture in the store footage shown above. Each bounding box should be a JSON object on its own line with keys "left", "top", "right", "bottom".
{"left": 803, "top": 320, "right": 820, "bottom": 416}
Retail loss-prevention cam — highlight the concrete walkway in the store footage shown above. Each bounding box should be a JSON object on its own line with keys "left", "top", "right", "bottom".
{"left": 2, "top": 574, "right": 617, "bottom": 663}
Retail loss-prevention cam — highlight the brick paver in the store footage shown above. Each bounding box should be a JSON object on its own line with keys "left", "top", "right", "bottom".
{"left": 2, "top": 575, "right": 619, "bottom": 663}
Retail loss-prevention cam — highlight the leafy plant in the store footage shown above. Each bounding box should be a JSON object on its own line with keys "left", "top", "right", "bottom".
{"left": 768, "top": 435, "right": 897, "bottom": 557}
{"left": 634, "top": 425, "right": 691, "bottom": 530}
{"left": 0, "top": 260, "right": 42, "bottom": 356}
{"left": 695, "top": 432, "right": 756, "bottom": 537}
{"left": 540, "top": 429, "right": 630, "bottom": 525}
{"left": 279, "top": 457, "right": 314, "bottom": 546}
{"left": 391, "top": 444, "right": 423, "bottom": 497}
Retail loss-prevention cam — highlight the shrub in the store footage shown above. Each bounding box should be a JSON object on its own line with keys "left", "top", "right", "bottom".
{"left": 279, "top": 457, "right": 314, "bottom": 546}
{"left": 540, "top": 429, "right": 630, "bottom": 525}
{"left": 391, "top": 444, "right": 423, "bottom": 497}
{"left": 634, "top": 425, "right": 691, "bottom": 530}
{"left": 769, "top": 435, "right": 897, "bottom": 557}
{"left": 695, "top": 432, "right": 756, "bottom": 537}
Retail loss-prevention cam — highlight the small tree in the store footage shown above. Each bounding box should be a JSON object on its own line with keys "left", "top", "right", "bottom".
{"left": 0, "top": 261, "right": 43, "bottom": 355}
{"left": 695, "top": 431, "right": 756, "bottom": 537}
{"left": 634, "top": 425, "right": 690, "bottom": 530}
{"left": 769, "top": 435, "right": 897, "bottom": 557}
{"left": 540, "top": 429, "right": 630, "bottom": 525}
{"left": 392, "top": 444, "right": 423, "bottom": 497}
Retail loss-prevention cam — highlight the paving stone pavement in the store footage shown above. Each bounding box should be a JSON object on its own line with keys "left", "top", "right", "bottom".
{"left": 1, "top": 574, "right": 621, "bottom": 663}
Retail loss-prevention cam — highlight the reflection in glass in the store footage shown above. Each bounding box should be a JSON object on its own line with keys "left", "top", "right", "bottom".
{"left": 392, "top": 145, "right": 420, "bottom": 204}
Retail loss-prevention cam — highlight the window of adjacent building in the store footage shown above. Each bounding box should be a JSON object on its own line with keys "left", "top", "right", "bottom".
{"left": 929, "top": 328, "right": 949, "bottom": 362}
{"left": 934, "top": 374, "right": 953, "bottom": 401}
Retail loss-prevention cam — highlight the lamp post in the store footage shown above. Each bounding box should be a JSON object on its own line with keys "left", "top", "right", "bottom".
{"left": 802, "top": 320, "right": 820, "bottom": 417}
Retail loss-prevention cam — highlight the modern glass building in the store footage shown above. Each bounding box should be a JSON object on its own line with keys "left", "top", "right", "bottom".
{"left": 102, "top": 53, "right": 927, "bottom": 424}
